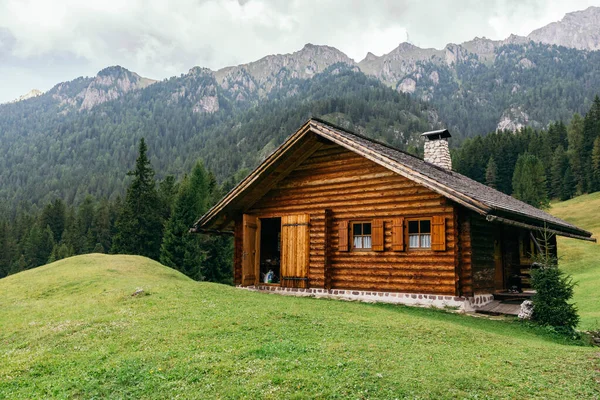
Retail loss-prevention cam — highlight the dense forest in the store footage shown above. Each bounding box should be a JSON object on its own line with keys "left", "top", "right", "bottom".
{"left": 0, "top": 65, "right": 435, "bottom": 213}
{"left": 5, "top": 41, "right": 600, "bottom": 214}
{"left": 0, "top": 139, "right": 232, "bottom": 282}
{"left": 453, "top": 97, "right": 600, "bottom": 207}
{"left": 3, "top": 97, "right": 600, "bottom": 280}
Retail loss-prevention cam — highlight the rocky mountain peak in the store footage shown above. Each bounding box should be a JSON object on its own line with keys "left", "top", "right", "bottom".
{"left": 7, "top": 89, "right": 43, "bottom": 104}
{"left": 527, "top": 6, "right": 600, "bottom": 50}
{"left": 362, "top": 52, "right": 379, "bottom": 62}
{"left": 188, "top": 66, "right": 214, "bottom": 77}
{"left": 80, "top": 66, "right": 156, "bottom": 111}
{"left": 214, "top": 43, "right": 356, "bottom": 99}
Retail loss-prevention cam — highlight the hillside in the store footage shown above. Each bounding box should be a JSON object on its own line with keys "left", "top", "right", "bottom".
{"left": 550, "top": 192, "right": 600, "bottom": 330}
{"left": 0, "top": 254, "right": 599, "bottom": 398}
{"left": 0, "top": 65, "right": 436, "bottom": 211}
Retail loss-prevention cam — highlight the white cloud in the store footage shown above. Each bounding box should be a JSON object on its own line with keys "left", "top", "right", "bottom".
{"left": 0, "top": 0, "right": 598, "bottom": 103}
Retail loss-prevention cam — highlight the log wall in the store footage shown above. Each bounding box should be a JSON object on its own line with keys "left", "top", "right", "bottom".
{"left": 239, "top": 144, "right": 459, "bottom": 295}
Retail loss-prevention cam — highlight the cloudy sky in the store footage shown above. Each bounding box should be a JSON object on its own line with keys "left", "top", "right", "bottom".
{"left": 0, "top": 0, "right": 598, "bottom": 103}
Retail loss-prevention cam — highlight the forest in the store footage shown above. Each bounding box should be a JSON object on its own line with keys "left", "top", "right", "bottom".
{"left": 453, "top": 96, "right": 600, "bottom": 208}
{"left": 0, "top": 65, "right": 435, "bottom": 213}
{"left": 2, "top": 96, "right": 600, "bottom": 280}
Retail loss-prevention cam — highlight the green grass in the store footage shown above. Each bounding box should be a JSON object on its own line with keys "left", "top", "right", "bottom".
{"left": 550, "top": 192, "right": 600, "bottom": 331}
{"left": 1, "top": 254, "right": 599, "bottom": 398}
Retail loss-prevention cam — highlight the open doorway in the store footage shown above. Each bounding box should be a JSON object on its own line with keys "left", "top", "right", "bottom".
{"left": 259, "top": 217, "right": 281, "bottom": 285}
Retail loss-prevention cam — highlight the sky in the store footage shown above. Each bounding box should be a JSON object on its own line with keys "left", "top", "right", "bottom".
{"left": 0, "top": 0, "right": 599, "bottom": 103}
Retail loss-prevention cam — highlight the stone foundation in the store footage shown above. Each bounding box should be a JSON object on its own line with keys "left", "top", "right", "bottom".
{"left": 239, "top": 285, "right": 496, "bottom": 312}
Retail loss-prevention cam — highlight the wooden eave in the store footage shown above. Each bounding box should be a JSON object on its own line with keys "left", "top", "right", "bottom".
{"left": 192, "top": 119, "right": 594, "bottom": 242}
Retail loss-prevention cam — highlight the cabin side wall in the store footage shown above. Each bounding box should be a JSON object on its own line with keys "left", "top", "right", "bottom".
{"left": 242, "top": 144, "right": 459, "bottom": 296}
{"left": 470, "top": 214, "right": 496, "bottom": 294}
{"left": 458, "top": 210, "right": 473, "bottom": 297}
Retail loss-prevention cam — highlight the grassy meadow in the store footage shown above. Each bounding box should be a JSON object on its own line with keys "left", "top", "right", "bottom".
{"left": 550, "top": 191, "right": 600, "bottom": 331}
{"left": 1, "top": 254, "right": 599, "bottom": 399}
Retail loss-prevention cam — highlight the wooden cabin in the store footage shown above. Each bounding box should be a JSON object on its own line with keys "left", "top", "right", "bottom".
{"left": 193, "top": 119, "right": 595, "bottom": 310}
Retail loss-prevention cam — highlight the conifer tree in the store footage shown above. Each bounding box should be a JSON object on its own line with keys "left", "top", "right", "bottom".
{"left": 561, "top": 167, "right": 577, "bottom": 201}
{"left": 112, "top": 138, "right": 163, "bottom": 260}
{"left": 550, "top": 145, "right": 568, "bottom": 199}
{"left": 512, "top": 153, "right": 549, "bottom": 209}
{"left": 485, "top": 157, "right": 498, "bottom": 189}
{"left": 160, "top": 161, "right": 210, "bottom": 279}
{"left": 39, "top": 199, "right": 66, "bottom": 243}
{"left": 567, "top": 113, "right": 585, "bottom": 194}
{"left": 24, "top": 224, "right": 55, "bottom": 268}
{"left": 591, "top": 136, "right": 600, "bottom": 193}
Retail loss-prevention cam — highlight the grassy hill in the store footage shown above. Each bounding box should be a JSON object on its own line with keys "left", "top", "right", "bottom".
{"left": 550, "top": 192, "right": 600, "bottom": 331}
{"left": 1, "top": 254, "right": 599, "bottom": 398}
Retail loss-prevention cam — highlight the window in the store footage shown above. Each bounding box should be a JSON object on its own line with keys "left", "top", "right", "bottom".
{"left": 408, "top": 219, "right": 431, "bottom": 249}
{"left": 352, "top": 222, "right": 372, "bottom": 250}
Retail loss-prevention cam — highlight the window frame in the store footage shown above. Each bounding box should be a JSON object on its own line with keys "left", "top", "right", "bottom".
{"left": 407, "top": 217, "right": 432, "bottom": 250}
{"left": 351, "top": 221, "right": 373, "bottom": 251}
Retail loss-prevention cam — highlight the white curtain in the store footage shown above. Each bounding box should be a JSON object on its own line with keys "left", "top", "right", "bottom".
{"left": 363, "top": 236, "right": 371, "bottom": 249}
{"left": 409, "top": 234, "right": 419, "bottom": 248}
{"left": 420, "top": 234, "right": 431, "bottom": 248}
{"left": 353, "top": 236, "right": 372, "bottom": 249}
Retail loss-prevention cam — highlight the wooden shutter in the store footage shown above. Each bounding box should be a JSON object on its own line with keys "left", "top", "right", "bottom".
{"left": 391, "top": 217, "right": 405, "bottom": 251}
{"left": 281, "top": 214, "right": 310, "bottom": 288}
{"left": 242, "top": 214, "right": 260, "bottom": 286}
{"left": 371, "top": 219, "right": 384, "bottom": 251}
{"left": 431, "top": 215, "right": 446, "bottom": 251}
{"left": 338, "top": 220, "right": 349, "bottom": 251}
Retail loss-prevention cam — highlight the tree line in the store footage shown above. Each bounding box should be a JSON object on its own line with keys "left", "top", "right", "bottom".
{"left": 0, "top": 138, "right": 232, "bottom": 283}
{"left": 453, "top": 96, "right": 600, "bottom": 208}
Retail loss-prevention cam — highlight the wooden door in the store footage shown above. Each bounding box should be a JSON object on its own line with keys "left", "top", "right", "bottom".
{"left": 242, "top": 214, "right": 260, "bottom": 286}
{"left": 281, "top": 214, "right": 310, "bottom": 288}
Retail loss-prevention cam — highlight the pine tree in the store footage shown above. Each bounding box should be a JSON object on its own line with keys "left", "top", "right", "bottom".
{"left": 561, "top": 167, "right": 577, "bottom": 201}
{"left": 39, "top": 199, "right": 66, "bottom": 243}
{"left": 158, "top": 175, "right": 178, "bottom": 223}
{"left": 591, "top": 136, "right": 600, "bottom": 193}
{"left": 77, "top": 196, "right": 96, "bottom": 254}
{"left": 112, "top": 138, "right": 163, "bottom": 260}
{"left": 550, "top": 145, "right": 568, "bottom": 199}
{"left": 24, "top": 224, "right": 55, "bottom": 269}
{"left": 512, "top": 153, "right": 549, "bottom": 209}
{"left": 567, "top": 113, "right": 585, "bottom": 194}
{"left": 160, "top": 161, "right": 211, "bottom": 279}
{"left": 485, "top": 157, "right": 498, "bottom": 189}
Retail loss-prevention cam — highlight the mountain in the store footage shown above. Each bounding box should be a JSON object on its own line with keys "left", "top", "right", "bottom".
{"left": 215, "top": 43, "right": 356, "bottom": 101}
{"left": 528, "top": 6, "right": 600, "bottom": 51}
{"left": 7, "top": 89, "right": 43, "bottom": 104}
{"left": 0, "top": 64, "right": 437, "bottom": 211}
{"left": 3, "top": 6, "right": 600, "bottom": 210}
{"left": 46, "top": 66, "right": 156, "bottom": 112}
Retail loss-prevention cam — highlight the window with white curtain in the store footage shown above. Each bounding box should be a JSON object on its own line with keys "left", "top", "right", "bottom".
{"left": 408, "top": 219, "right": 431, "bottom": 249}
{"left": 352, "top": 222, "right": 372, "bottom": 250}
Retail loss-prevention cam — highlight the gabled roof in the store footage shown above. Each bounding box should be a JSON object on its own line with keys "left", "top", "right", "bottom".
{"left": 193, "top": 118, "right": 594, "bottom": 241}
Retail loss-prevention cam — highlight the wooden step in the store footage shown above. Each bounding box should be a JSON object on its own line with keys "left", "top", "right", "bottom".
{"left": 475, "top": 300, "right": 522, "bottom": 316}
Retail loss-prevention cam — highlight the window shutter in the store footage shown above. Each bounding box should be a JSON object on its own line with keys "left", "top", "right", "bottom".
{"left": 431, "top": 215, "right": 446, "bottom": 251}
{"left": 372, "top": 219, "right": 384, "bottom": 251}
{"left": 338, "top": 220, "right": 349, "bottom": 251}
{"left": 391, "top": 217, "right": 404, "bottom": 251}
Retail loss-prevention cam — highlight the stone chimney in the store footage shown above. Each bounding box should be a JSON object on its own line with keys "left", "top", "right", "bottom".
{"left": 421, "top": 129, "right": 452, "bottom": 170}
